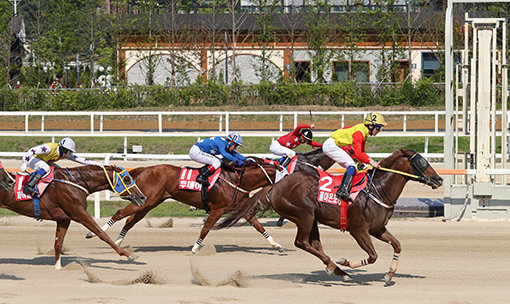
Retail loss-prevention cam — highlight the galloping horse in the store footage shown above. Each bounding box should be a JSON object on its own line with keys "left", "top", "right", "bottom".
{"left": 86, "top": 160, "right": 287, "bottom": 253}
{"left": 218, "top": 149, "right": 443, "bottom": 283}
{"left": 0, "top": 164, "right": 146, "bottom": 269}
{"left": 86, "top": 149, "right": 334, "bottom": 253}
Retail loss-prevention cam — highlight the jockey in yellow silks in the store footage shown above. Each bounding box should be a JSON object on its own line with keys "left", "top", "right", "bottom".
{"left": 20, "top": 137, "right": 100, "bottom": 197}
{"left": 322, "top": 112, "right": 387, "bottom": 202}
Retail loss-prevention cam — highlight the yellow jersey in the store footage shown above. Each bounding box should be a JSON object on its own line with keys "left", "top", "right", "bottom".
{"left": 35, "top": 142, "right": 64, "bottom": 163}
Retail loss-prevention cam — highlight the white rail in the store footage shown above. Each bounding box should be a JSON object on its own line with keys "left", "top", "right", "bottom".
{"left": 0, "top": 110, "right": 450, "bottom": 134}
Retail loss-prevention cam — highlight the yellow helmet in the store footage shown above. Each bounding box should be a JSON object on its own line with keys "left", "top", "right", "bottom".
{"left": 364, "top": 112, "right": 387, "bottom": 126}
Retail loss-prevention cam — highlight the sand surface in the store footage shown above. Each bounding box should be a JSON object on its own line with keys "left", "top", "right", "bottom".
{"left": 0, "top": 216, "right": 509, "bottom": 304}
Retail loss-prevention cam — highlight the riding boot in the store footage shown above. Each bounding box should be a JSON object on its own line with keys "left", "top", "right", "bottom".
{"left": 23, "top": 171, "right": 44, "bottom": 197}
{"left": 276, "top": 216, "right": 285, "bottom": 226}
{"left": 196, "top": 165, "right": 214, "bottom": 186}
{"left": 279, "top": 156, "right": 291, "bottom": 167}
{"left": 336, "top": 166, "right": 355, "bottom": 203}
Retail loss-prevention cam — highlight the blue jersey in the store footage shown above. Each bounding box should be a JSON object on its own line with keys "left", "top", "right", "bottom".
{"left": 194, "top": 136, "right": 247, "bottom": 163}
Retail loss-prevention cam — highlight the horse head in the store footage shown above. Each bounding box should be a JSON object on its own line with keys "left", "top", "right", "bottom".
{"left": 383, "top": 149, "right": 443, "bottom": 189}
{"left": 107, "top": 166, "right": 147, "bottom": 206}
{"left": 297, "top": 148, "right": 335, "bottom": 172}
{"left": 0, "top": 161, "right": 15, "bottom": 191}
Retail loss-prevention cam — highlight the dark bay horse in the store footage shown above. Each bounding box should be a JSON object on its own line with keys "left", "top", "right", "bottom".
{"left": 218, "top": 149, "right": 443, "bottom": 283}
{"left": 86, "top": 160, "right": 286, "bottom": 253}
{"left": 0, "top": 165, "right": 146, "bottom": 269}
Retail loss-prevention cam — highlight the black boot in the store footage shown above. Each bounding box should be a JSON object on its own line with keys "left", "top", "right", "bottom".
{"left": 196, "top": 165, "right": 214, "bottom": 186}
{"left": 23, "top": 172, "right": 43, "bottom": 197}
{"left": 336, "top": 172, "right": 354, "bottom": 203}
{"left": 276, "top": 217, "right": 285, "bottom": 226}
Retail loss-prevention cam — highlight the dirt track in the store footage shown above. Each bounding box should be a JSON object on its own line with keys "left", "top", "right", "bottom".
{"left": 0, "top": 216, "right": 509, "bottom": 304}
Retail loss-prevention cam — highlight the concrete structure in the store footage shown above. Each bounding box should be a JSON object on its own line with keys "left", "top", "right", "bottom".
{"left": 444, "top": 0, "right": 510, "bottom": 221}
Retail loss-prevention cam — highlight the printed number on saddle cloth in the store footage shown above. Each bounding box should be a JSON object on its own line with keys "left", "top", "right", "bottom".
{"left": 316, "top": 170, "right": 366, "bottom": 205}
{"left": 178, "top": 167, "right": 221, "bottom": 191}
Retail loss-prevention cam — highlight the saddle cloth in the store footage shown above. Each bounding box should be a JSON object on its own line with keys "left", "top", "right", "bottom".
{"left": 178, "top": 167, "right": 221, "bottom": 191}
{"left": 317, "top": 169, "right": 366, "bottom": 205}
{"left": 14, "top": 168, "right": 55, "bottom": 201}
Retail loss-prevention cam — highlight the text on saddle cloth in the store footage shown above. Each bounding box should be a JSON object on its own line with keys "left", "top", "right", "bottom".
{"left": 316, "top": 170, "right": 367, "bottom": 205}
{"left": 14, "top": 168, "right": 55, "bottom": 201}
{"left": 178, "top": 167, "right": 222, "bottom": 191}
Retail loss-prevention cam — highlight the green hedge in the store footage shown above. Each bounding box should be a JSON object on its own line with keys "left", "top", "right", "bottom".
{"left": 0, "top": 79, "right": 443, "bottom": 111}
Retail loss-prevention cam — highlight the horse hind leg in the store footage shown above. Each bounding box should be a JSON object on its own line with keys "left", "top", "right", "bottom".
{"left": 244, "top": 216, "right": 285, "bottom": 252}
{"left": 114, "top": 207, "right": 153, "bottom": 246}
{"left": 294, "top": 219, "right": 351, "bottom": 281}
{"left": 85, "top": 203, "right": 142, "bottom": 239}
{"left": 54, "top": 220, "right": 71, "bottom": 270}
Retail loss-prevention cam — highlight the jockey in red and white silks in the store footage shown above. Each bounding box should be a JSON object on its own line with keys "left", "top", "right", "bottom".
{"left": 270, "top": 124, "right": 322, "bottom": 166}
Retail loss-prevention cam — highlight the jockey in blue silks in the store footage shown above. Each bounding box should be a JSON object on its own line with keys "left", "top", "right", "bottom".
{"left": 189, "top": 132, "right": 249, "bottom": 186}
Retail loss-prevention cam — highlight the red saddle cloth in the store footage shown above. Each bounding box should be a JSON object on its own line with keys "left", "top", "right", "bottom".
{"left": 178, "top": 167, "right": 221, "bottom": 191}
{"left": 14, "top": 168, "right": 55, "bottom": 201}
{"left": 316, "top": 169, "right": 367, "bottom": 231}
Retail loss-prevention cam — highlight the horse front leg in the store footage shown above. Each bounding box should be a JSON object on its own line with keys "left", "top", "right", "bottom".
{"left": 372, "top": 227, "right": 401, "bottom": 284}
{"left": 54, "top": 220, "right": 71, "bottom": 270}
{"left": 114, "top": 206, "right": 153, "bottom": 246}
{"left": 338, "top": 229, "right": 378, "bottom": 272}
{"left": 191, "top": 208, "right": 224, "bottom": 254}
{"left": 244, "top": 216, "right": 285, "bottom": 252}
{"left": 294, "top": 219, "right": 351, "bottom": 281}
{"left": 85, "top": 202, "right": 142, "bottom": 239}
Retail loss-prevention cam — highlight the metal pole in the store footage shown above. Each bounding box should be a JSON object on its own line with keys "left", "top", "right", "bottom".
{"left": 225, "top": 32, "right": 228, "bottom": 84}
{"left": 444, "top": 0, "right": 454, "bottom": 195}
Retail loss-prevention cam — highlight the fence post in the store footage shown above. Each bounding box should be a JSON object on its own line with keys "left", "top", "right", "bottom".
{"left": 94, "top": 192, "right": 101, "bottom": 218}
{"left": 279, "top": 115, "right": 283, "bottom": 131}
{"left": 90, "top": 114, "right": 94, "bottom": 134}
{"left": 41, "top": 115, "right": 44, "bottom": 132}
{"left": 158, "top": 113, "right": 162, "bottom": 134}
{"left": 25, "top": 113, "right": 29, "bottom": 133}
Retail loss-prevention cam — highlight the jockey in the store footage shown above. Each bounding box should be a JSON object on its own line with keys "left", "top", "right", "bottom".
{"left": 270, "top": 123, "right": 322, "bottom": 167}
{"left": 322, "top": 112, "right": 387, "bottom": 202}
{"left": 189, "top": 132, "right": 249, "bottom": 186}
{"left": 20, "top": 137, "right": 100, "bottom": 197}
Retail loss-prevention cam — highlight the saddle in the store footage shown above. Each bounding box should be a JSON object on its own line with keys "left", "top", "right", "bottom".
{"left": 14, "top": 168, "right": 55, "bottom": 201}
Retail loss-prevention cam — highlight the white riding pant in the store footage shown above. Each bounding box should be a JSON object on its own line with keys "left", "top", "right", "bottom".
{"left": 189, "top": 145, "right": 221, "bottom": 169}
{"left": 322, "top": 137, "right": 356, "bottom": 168}
{"left": 270, "top": 141, "right": 296, "bottom": 158}
{"left": 27, "top": 158, "right": 51, "bottom": 177}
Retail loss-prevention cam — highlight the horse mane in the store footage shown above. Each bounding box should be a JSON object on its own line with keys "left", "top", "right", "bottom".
{"left": 300, "top": 148, "right": 324, "bottom": 157}
{"left": 378, "top": 149, "right": 415, "bottom": 168}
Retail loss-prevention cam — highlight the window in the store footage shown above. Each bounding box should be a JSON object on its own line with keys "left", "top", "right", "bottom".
{"left": 295, "top": 61, "right": 311, "bottom": 83}
{"left": 333, "top": 61, "right": 349, "bottom": 82}
{"left": 333, "top": 61, "right": 369, "bottom": 83}
{"left": 422, "top": 52, "right": 439, "bottom": 78}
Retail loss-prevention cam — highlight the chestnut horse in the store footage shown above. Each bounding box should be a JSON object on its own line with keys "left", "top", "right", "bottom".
{"left": 218, "top": 149, "right": 443, "bottom": 283}
{"left": 0, "top": 164, "right": 146, "bottom": 269}
{"left": 0, "top": 161, "right": 15, "bottom": 191}
{"left": 86, "top": 149, "right": 334, "bottom": 253}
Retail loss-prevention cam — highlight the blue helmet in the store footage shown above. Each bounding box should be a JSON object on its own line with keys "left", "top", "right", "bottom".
{"left": 227, "top": 132, "right": 243, "bottom": 146}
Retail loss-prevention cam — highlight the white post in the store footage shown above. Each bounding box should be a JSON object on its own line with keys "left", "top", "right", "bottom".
{"left": 41, "top": 115, "right": 44, "bottom": 132}
{"left": 502, "top": 21, "right": 508, "bottom": 183}
{"left": 100, "top": 115, "right": 103, "bottom": 132}
{"left": 158, "top": 113, "right": 162, "bottom": 134}
{"left": 294, "top": 113, "right": 298, "bottom": 129}
{"left": 403, "top": 114, "right": 407, "bottom": 132}
{"left": 279, "top": 115, "right": 283, "bottom": 131}
{"left": 90, "top": 114, "right": 94, "bottom": 134}
{"left": 94, "top": 192, "right": 101, "bottom": 218}
{"left": 219, "top": 115, "right": 223, "bottom": 132}
{"left": 25, "top": 113, "right": 29, "bottom": 133}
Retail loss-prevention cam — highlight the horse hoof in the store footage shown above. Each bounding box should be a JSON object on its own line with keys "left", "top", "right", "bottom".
{"left": 277, "top": 247, "right": 287, "bottom": 253}
{"left": 85, "top": 231, "right": 94, "bottom": 239}
{"left": 342, "top": 274, "right": 352, "bottom": 281}
{"left": 128, "top": 255, "right": 139, "bottom": 262}
{"left": 336, "top": 258, "right": 349, "bottom": 266}
{"left": 325, "top": 268, "right": 334, "bottom": 276}
{"left": 384, "top": 272, "right": 394, "bottom": 283}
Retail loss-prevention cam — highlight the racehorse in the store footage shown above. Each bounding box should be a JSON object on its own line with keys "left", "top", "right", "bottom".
{"left": 86, "top": 149, "right": 334, "bottom": 253}
{"left": 0, "top": 165, "right": 146, "bottom": 269}
{"left": 86, "top": 159, "right": 287, "bottom": 253}
{"left": 217, "top": 149, "right": 443, "bottom": 283}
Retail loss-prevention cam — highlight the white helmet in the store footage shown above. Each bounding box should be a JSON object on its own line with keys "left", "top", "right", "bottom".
{"left": 59, "top": 137, "right": 76, "bottom": 153}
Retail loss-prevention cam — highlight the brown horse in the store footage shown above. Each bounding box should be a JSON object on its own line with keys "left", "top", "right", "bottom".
{"left": 218, "top": 149, "right": 443, "bottom": 283}
{"left": 86, "top": 159, "right": 287, "bottom": 253}
{"left": 86, "top": 149, "right": 334, "bottom": 253}
{"left": 0, "top": 165, "right": 146, "bottom": 269}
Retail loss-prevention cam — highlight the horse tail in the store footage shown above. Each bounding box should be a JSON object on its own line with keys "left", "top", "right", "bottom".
{"left": 216, "top": 185, "right": 273, "bottom": 229}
